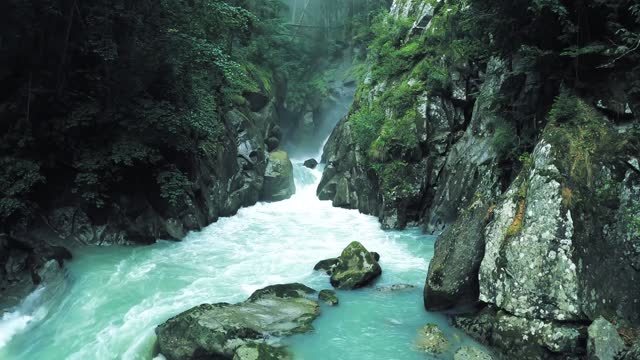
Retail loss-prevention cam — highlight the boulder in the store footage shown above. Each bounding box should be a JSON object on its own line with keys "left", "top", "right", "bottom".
{"left": 415, "top": 324, "right": 449, "bottom": 354}
{"left": 318, "top": 289, "right": 339, "bottom": 306}
{"left": 303, "top": 159, "right": 318, "bottom": 169}
{"left": 329, "top": 241, "right": 382, "bottom": 290}
{"left": 247, "top": 283, "right": 316, "bottom": 302}
{"left": 261, "top": 151, "right": 295, "bottom": 202}
{"left": 155, "top": 283, "right": 320, "bottom": 360}
{"left": 452, "top": 306, "right": 586, "bottom": 360}
{"left": 313, "top": 258, "right": 339, "bottom": 274}
{"left": 424, "top": 199, "right": 490, "bottom": 310}
{"left": 587, "top": 317, "right": 625, "bottom": 360}
{"left": 454, "top": 346, "right": 493, "bottom": 360}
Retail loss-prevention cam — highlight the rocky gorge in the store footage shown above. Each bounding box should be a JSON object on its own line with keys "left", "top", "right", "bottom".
{"left": 0, "top": 0, "right": 639, "bottom": 359}
{"left": 316, "top": 0, "right": 640, "bottom": 358}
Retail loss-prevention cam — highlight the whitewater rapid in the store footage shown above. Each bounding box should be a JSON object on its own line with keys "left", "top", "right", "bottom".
{"left": 0, "top": 164, "right": 462, "bottom": 359}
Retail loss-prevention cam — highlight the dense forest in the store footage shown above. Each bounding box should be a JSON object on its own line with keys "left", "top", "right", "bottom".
{"left": 1, "top": 0, "right": 639, "bottom": 359}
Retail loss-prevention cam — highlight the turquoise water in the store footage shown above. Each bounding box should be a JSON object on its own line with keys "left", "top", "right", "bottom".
{"left": 0, "top": 165, "right": 483, "bottom": 359}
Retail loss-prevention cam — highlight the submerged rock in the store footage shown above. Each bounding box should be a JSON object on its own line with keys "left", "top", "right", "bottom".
{"left": 376, "top": 284, "right": 416, "bottom": 292}
{"left": 415, "top": 324, "right": 449, "bottom": 354}
{"left": 261, "top": 151, "right": 295, "bottom": 202}
{"left": 454, "top": 346, "right": 493, "bottom": 360}
{"left": 329, "top": 241, "right": 382, "bottom": 289}
{"left": 155, "top": 283, "right": 320, "bottom": 360}
{"left": 303, "top": 159, "right": 318, "bottom": 169}
{"left": 587, "top": 317, "right": 625, "bottom": 360}
{"left": 318, "top": 289, "right": 339, "bottom": 306}
{"left": 233, "top": 343, "right": 290, "bottom": 360}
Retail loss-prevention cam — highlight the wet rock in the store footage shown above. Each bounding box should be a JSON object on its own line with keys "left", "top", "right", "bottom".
{"left": 376, "top": 284, "right": 415, "bottom": 292}
{"left": 261, "top": 151, "right": 295, "bottom": 202}
{"left": 156, "top": 283, "right": 320, "bottom": 360}
{"left": 265, "top": 137, "right": 280, "bottom": 152}
{"left": 313, "top": 258, "right": 339, "bottom": 274}
{"left": 454, "top": 346, "right": 493, "bottom": 360}
{"left": 587, "top": 317, "right": 625, "bottom": 360}
{"left": 303, "top": 159, "right": 318, "bottom": 169}
{"left": 452, "top": 306, "right": 586, "bottom": 360}
{"left": 625, "top": 341, "right": 640, "bottom": 360}
{"left": 318, "top": 289, "right": 339, "bottom": 306}
{"left": 329, "top": 241, "right": 382, "bottom": 289}
{"left": 233, "top": 343, "right": 290, "bottom": 360}
{"left": 415, "top": 324, "right": 449, "bottom": 354}
{"left": 370, "top": 252, "right": 381, "bottom": 262}
{"left": 424, "top": 199, "right": 490, "bottom": 311}
{"left": 247, "top": 283, "right": 316, "bottom": 302}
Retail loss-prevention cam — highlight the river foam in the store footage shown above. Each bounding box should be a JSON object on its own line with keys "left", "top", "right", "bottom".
{"left": 0, "top": 165, "right": 483, "bottom": 359}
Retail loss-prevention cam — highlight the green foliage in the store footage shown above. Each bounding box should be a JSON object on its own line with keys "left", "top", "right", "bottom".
{"left": 490, "top": 120, "right": 519, "bottom": 161}
{"left": 545, "top": 93, "right": 623, "bottom": 190}
{"left": 157, "top": 168, "right": 192, "bottom": 208}
{"left": 0, "top": 158, "right": 45, "bottom": 221}
{"left": 370, "top": 109, "right": 419, "bottom": 157}
{"left": 349, "top": 105, "right": 387, "bottom": 151}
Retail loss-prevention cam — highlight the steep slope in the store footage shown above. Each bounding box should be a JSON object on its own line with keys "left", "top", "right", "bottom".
{"left": 318, "top": 0, "right": 640, "bottom": 357}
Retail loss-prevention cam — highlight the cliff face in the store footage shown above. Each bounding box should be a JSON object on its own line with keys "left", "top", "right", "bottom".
{"left": 319, "top": 0, "right": 639, "bottom": 357}
{"left": 0, "top": 96, "right": 293, "bottom": 307}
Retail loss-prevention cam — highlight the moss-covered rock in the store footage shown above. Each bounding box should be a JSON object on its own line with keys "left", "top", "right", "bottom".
{"left": 318, "top": 289, "right": 339, "bottom": 306}
{"left": 155, "top": 283, "right": 320, "bottom": 360}
{"left": 452, "top": 306, "right": 587, "bottom": 360}
{"left": 233, "top": 342, "right": 290, "bottom": 360}
{"left": 261, "top": 151, "right": 295, "bottom": 202}
{"left": 247, "top": 283, "right": 316, "bottom": 302}
{"left": 415, "top": 323, "right": 449, "bottom": 354}
{"left": 329, "top": 241, "right": 382, "bottom": 289}
{"left": 454, "top": 346, "right": 493, "bottom": 360}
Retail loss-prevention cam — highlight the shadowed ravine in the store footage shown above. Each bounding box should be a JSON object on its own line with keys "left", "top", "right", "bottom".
{"left": 0, "top": 162, "right": 486, "bottom": 359}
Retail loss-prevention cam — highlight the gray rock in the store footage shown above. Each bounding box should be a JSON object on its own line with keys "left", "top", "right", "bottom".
{"left": 415, "top": 323, "right": 449, "bottom": 354}
{"left": 156, "top": 283, "right": 320, "bottom": 360}
{"left": 479, "top": 140, "right": 582, "bottom": 322}
{"left": 424, "top": 198, "right": 490, "bottom": 310}
{"left": 247, "top": 283, "right": 316, "bottom": 302}
{"left": 452, "top": 306, "right": 586, "bottom": 360}
{"left": 313, "top": 258, "right": 339, "bottom": 274}
{"left": 376, "top": 284, "right": 415, "bottom": 292}
{"left": 587, "top": 317, "right": 625, "bottom": 360}
{"left": 318, "top": 289, "right": 339, "bottom": 306}
{"left": 261, "top": 151, "right": 295, "bottom": 202}
{"left": 303, "top": 159, "right": 318, "bottom": 169}
{"left": 329, "top": 241, "right": 382, "bottom": 289}
{"left": 454, "top": 346, "right": 493, "bottom": 360}
{"left": 232, "top": 342, "right": 290, "bottom": 360}
{"left": 625, "top": 341, "right": 640, "bottom": 360}
{"left": 265, "top": 137, "right": 280, "bottom": 152}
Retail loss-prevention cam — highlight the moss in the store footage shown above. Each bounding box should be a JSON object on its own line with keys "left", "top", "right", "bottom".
{"left": 561, "top": 187, "right": 574, "bottom": 208}
{"left": 505, "top": 180, "right": 528, "bottom": 239}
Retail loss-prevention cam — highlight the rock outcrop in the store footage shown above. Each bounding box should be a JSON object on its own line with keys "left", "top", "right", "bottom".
{"left": 261, "top": 150, "right": 296, "bottom": 202}
{"left": 587, "top": 317, "right": 625, "bottom": 360}
{"left": 325, "top": 241, "right": 382, "bottom": 289}
{"left": 156, "top": 283, "right": 320, "bottom": 360}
